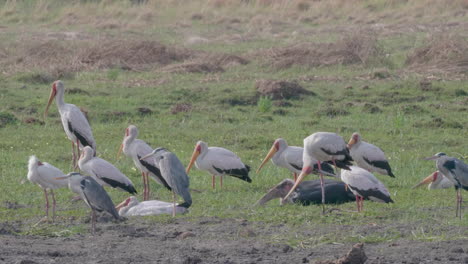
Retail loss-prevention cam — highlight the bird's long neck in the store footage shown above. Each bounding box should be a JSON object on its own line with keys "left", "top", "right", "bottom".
{"left": 78, "top": 150, "right": 93, "bottom": 167}
{"left": 123, "top": 135, "right": 136, "bottom": 153}
{"left": 55, "top": 88, "right": 66, "bottom": 109}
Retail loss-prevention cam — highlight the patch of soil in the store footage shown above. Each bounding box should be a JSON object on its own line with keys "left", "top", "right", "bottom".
{"left": 401, "top": 104, "right": 426, "bottom": 114}
{"left": 319, "top": 105, "right": 350, "bottom": 118}
{"left": 255, "top": 30, "right": 385, "bottom": 70}
{"left": 362, "top": 103, "right": 382, "bottom": 114}
{"left": 273, "top": 100, "right": 293, "bottom": 107}
{"left": 171, "top": 103, "right": 192, "bottom": 114}
{"left": 255, "top": 79, "right": 314, "bottom": 100}
{"left": 221, "top": 96, "right": 256, "bottom": 106}
{"left": 3, "top": 201, "right": 27, "bottom": 209}
{"left": 204, "top": 54, "right": 249, "bottom": 68}
{"left": 137, "top": 107, "right": 152, "bottom": 115}
{"left": 23, "top": 117, "right": 44, "bottom": 125}
{"left": 315, "top": 243, "right": 367, "bottom": 264}
{"left": 161, "top": 62, "right": 224, "bottom": 74}
{"left": 413, "top": 117, "right": 464, "bottom": 129}
{"left": 65, "top": 88, "right": 90, "bottom": 96}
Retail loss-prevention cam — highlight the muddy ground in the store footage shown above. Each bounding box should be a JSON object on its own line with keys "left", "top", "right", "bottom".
{"left": 1, "top": 216, "right": 467, "bottom": 264}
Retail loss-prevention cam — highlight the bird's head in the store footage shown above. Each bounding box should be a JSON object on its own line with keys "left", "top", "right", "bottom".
{"left": 118, "top": 125, "right": 138, "bottom": 159}
{"left": 256, "top": 138, "right": 285, "bottom": 174}
{"left": 412, "top": 171, "right": 438, "bottom": 189}
{"left": 424, "top": 152, "right": 447, "bottom": 160}
{"left": 186, "top": 141, "right": 204, "bottom": 174}
{"left": 44, "top": 81, "right": 62, "bottom": 118}
{"left": 255, "top": 179, "right": 295, "bottom": 206}
{"left": 347, "top": 132, "right": 361, "bottom": 148}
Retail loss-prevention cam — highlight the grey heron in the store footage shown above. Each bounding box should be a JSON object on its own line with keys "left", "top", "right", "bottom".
{"left": 56, "top": 172, "right": 120, "bottom": 234}
{"left": 347, "top": 132, "right": 395, "bottom": 177}
{"left": 186, "top": 140, "right": 252, "bottom": 189}
{"left": 118, "top": 125, "right": 170, "bottom": 200}
{"left": 140, "top": 148, "right": 192, "bottom": 217}
{"left": 27, "top": 155, "right": 68, "bottom": 222}
{"left": 44, "top": 80, "right": 96, "bottom": 168}
{"left": 256, "top": 138, "right": 335, "bottom": 181}
{"left": 425, "top": 152, "right": 468, "bottom": 218}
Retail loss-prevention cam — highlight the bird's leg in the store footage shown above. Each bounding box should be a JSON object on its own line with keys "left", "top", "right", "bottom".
{"left": 75, "top": 139, "right": 80, "bottom": 171}
{"left": 43, "top": 189, "right": 49, "bottom": 221}
{"left": 355, "top": 195, "right": 360, "bottom": 212}
{"left": 51, "top": 190, "right": 56, "bottom": 222}
{"left": 91, "top": 210, "right": 96, "bottom": 235}
{"left": 317, "top": 162, "right": 326, "bottom": 214}
{"left": 293, "top": 172, "right": 297, "bottom": 182}
{"left": 360, "top": 196, "right": 364, "bottom": 212}
{"left": 331, "top": 158, "right": 338, "bottom": 170}
{"left": 71, "top": 142, "right": 76, "bottom": 170}
{"left": 460, "top": 192, "right": 463, "bottom": 219}
{"left": 212, "top": 175, "right": 215, "bottom": 189}
{"left": 220, "top": 175, "right": 223, "bottom": 189}
{"left": 172, "top": 191, "right": 176, "bottom": 217}
{"left": 456, "top": 189, "right": 462, "bottom": 219}
{"left": 145, "top": 172, "right": 150, "bottom": 200}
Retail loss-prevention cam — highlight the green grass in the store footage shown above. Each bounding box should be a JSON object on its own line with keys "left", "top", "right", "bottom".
{"left": 0, "top": 0, "right": 467, "bottom": 246}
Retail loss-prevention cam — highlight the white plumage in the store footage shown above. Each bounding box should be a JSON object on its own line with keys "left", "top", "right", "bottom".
{"left": 45, "top": 80, "right": 96, "bottom": 167}
{"left": 119, "top": 125, "right": 169, "bottom": 200}
{"left": 116, "top": 196, "right": 187, "bottom": 217}
{"left": 186, "top": 141, "right": 251, "bottom": 189}
{"left": 27, "top": 155, "right": 68, "bottom": 220}
{"left": 257, "top": 138, "right": 303, "bottom": 174}
{"left": 79, "top": 146, "right": 137, "bottom": 194}
{"left": 347, "top": 132, "right": 395, "bottom": 177}
{"left": 340, "top": 166, "right": 393, "bottom": 212}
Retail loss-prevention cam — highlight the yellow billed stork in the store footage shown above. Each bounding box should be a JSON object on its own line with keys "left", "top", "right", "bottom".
{"left": 118, "top": 125, "right": 171, "bottom": 200}
{"left": 116, "top": 196, "right": 188, "bottom": 217}
{"left": 347, "top": 132, "right": 395, "bottom": 177}
{"left": 27, "top": 155, "right": 68, "bottom": 221}
{"left": 44, "top": 80, "right": 96, "bottom": 168}
{"left": 79, "top": 146, "right": 137, "bottom": 194}
{"left": 186, "top": 141, "right": 252, "bottom": 189}
{"left": 412, "top": 170, "right": 454, "bottom": 190}
{"left": 340, "top": 166, "right": 394, "bottom": 212}
{"left": 256, "top": 138, "right": 335, "bottom": 181}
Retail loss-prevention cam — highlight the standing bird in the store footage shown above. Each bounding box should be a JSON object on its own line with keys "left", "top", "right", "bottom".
{"left": 118, "top": 125, "right": 170, "bottom": 200}
{"left": 425, "top": 152, "right": 468, "bottom": 218}
{"left": 340, "top": 166, "right": 394, "bottom": 212}
{"left": 186, "top": 141, "right": 252, "bottom": 189}
{"left": 412, "top": 171, "right": 454, "bottom": 190}
{"left": 79, "top": 146, "right": 137, "bottom": 195}
{"left": 27, "top": 155, "right": 68, "bottom": 221}
{"left": 56, "top": 172, "right": 120, "bottom": 234}
{"left": 283, "top": 132, "right": 353, "bottom": 212}
{"left": 44, "top": 80, "right": 96, "bottom": 168}
{"left": 256, "top": 138, "right": 335, "bottom": 181}
{"left": 256, "top": 178, "right": 356, "bottom": 206}
{"left": 116, "top": 196, "right": 188, "bottom": 217}
{"left": 140, "top": 148, "right": 192, "bottom": 217}
{"left": 347, "top": 132, "right": 395, "bottom": 177}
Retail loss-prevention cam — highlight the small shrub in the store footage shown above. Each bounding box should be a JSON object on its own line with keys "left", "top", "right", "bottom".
{"left": 0, "top": 111, "right": 18, "bottom": 127}
{"left": 257, "top": 96, "right": 272, "bottom": 113}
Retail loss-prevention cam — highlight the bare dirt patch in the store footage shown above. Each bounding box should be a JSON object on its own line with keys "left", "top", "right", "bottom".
{"left": 171, "top": 103, "right": 193, "bottom": 114}
{"left": 255, "top": 79, "right": 314, "bottom": 100}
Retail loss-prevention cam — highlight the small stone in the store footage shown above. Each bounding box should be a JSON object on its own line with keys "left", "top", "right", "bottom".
{"left": 178, "top": 232, "right": 196, "bottom": 239}
{"left": 282, "top": 244, "right": 293, "bottom": 253}
{"left": 302, "top": 257, "right": 309, "bottom": 263}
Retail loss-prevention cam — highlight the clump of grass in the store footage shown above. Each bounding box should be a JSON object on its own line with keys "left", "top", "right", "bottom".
{"left": 0, "top": 111, "right": 18, "bottom": 128}
{"left": 107, "top": 68, "right": 120, "bottom": 81}
{"left": 257, "top": 96, "right": 273, "bottom": 113}
{"left": 454, "top": 89, "right": 467, "bottom": 97}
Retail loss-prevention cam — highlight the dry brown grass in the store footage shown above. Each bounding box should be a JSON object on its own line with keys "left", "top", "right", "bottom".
{"left": 256, "top": 31, "right": 385, "bottom": 70}
{"left": 406, "top": 34, "right": 468, "bottom": 76}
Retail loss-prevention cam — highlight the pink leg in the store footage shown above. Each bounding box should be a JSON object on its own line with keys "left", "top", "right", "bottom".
{"left": 360, "top": 196, "right": 364, "bottom": 212}
{"left": 220, "top": 175, "right": 223, "bottom": 189}
{"left": 355, "top": 194, "right": 360, "bottom": 212}
{"left": 212, "top": 175, "right": 215, "bottom": 189}
{"left": 172, "top": 191, "right": 176, "bottom": 217}
{"left": 332, "top": 159, "right": 338, "bottom": 170}
{"left": 317, "top": 162, "right": 326, "bottom": 214}
{"left": 145, "top": 172, "right": 150, "bottom": 200}
{"left": 43, "top": 189, "right": 49, "bottom": 219}
{"left": 91, "top": 210, "right": 96, "bottom": 234}
{"left": 51, "top": 190, "right": 56, "bottom": 222}
{"left": 141, "top": 172, "right": 146, "bottom": 201}
{"left": 71, "top": 142, "right": 76, "bottom": 170}
{"left": 75, "top": 139, "right": 80, "bottom": 170}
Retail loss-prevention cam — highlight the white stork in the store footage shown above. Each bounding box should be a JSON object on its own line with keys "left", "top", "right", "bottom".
{"left": 186, "top": 141, "right": 252, "bottom": 189}
{"left": 56, "top": 172, "right": 120, "bottom": 234}
{"left": 347, "top": 132, "right": 395, "bottom": 177}
{"left": 256, "top": 138, "right": 335, "bottom": 181}
{"left": 283, "top": 132, "right": 353, "bottom": 212}
{"left": 340, "top": 166, "right": 394, "bottom": 212}
{"left": 118, "top": 125, "right": 170, "bottom": 200}
{"left": 79, "top": 146, "right": 137, "bottom": 195}
{"left": 140, "top": 148, "right": 192, "bottom": 217}
{"left": 412, "top": 171, "right": 454, "bottom": 190}
{"left": 425, "top": 152, "right": 468, "bottom": 218}
{"left": 116, "top": 196, "right": 188, "bottom": 217}
{"left": 44, "top": 80, "right": 96, "bottom": 168}
{"left": 27, "top": 155, "right": 68, "bottom": 221}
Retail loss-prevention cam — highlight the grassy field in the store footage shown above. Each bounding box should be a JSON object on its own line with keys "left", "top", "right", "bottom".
{"left": 0, "top": 0, "right": 467, "bottom": 247}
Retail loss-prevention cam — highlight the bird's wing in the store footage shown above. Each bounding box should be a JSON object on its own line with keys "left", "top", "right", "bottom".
{"left": 80, "top": 176, "right": 119, "bottom": 219}
{"left": 206, "top": 147, "right": 245, "bottom": 170}
{"left": 158, "top": 152, "right": 192, "bottom": 206}
{"left": 284, "top": 147, "right": 303, "bottom": 170}
{"left": 37, "top": 163, "right": 68, "bottom": 189}
{"left": 87, "top": 158, "right": 135, "bottom": 192}
{"left": 133, "top": 141, "right": 171, "bottom": 190}
{"left": 359, "top": 142, "right": 388, "bottom": 161}
{"left": 63, "top": 104, "right": 95, "bottom": 149}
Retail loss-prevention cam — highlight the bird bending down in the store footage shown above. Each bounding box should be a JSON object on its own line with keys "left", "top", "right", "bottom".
{"left": 425, "top": 152, "right": 468, "bottom": 218}
{"left": 116, "top": 196, "right": 188, "bottom": 217}
{"left": 256, "top": 178, "right": 356, "bottom": 206}
{"left": 412, "top": 170, "right": 454, "bottom": 190}
{"left": 56, "top": 172, "right": 120, "bottom": 234}
{"left": 27, "top": 155, "right": 68, "bottom": 222}
{"left": 79, "top": 146, "right": 137, "bottom": 194}
{"left": 340, "top": 166, "right": 394, "bottom": 212}
{"left": 118, "top": 125, "right": 170, "bottom": 200}
{"left": 283, "top": 132, "right": 353, "bottom": 213}
{"left": 140, "top": 148, "right": 192, "bottom": 217}
{"left": 347, "top": 132, "right": 395, "bottom": 177}
{"left": 44, "top": 80, "right": 96, "bottom": 169}
{"left": 256, "top": 138, "right": 335, "bottom": 181}
{"left": 186, "top": 141, "right": 252, "bottom": 189}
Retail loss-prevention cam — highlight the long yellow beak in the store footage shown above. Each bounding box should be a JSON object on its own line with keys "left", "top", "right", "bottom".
{"left": 139, "top": 152, "right": 154, "bottom": 160}
{"left": 54, "top": 176, "right": 68, "bottom": 180}
{"left": 412, "top": 172, "right": 436, "bottom": 189}
{"left": 283, "top": 170, "right": 308, "bottom": 201}
{"left": 256, "top": 145, "right": 277, "bottom": 173}
{"left": 44, "top": 86, "right": 56, "bottom": 118}
{"left": 115, "top": 199, "right": 128, "bottom": 210}
{"left": 347, "top": 137, "right": 356, "bottom": 148}
{"left": 117, "top": 143, "right": 124, "bottom": 159}
{"left": 186, "top": 149, "right": 200, "bottom": 174}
